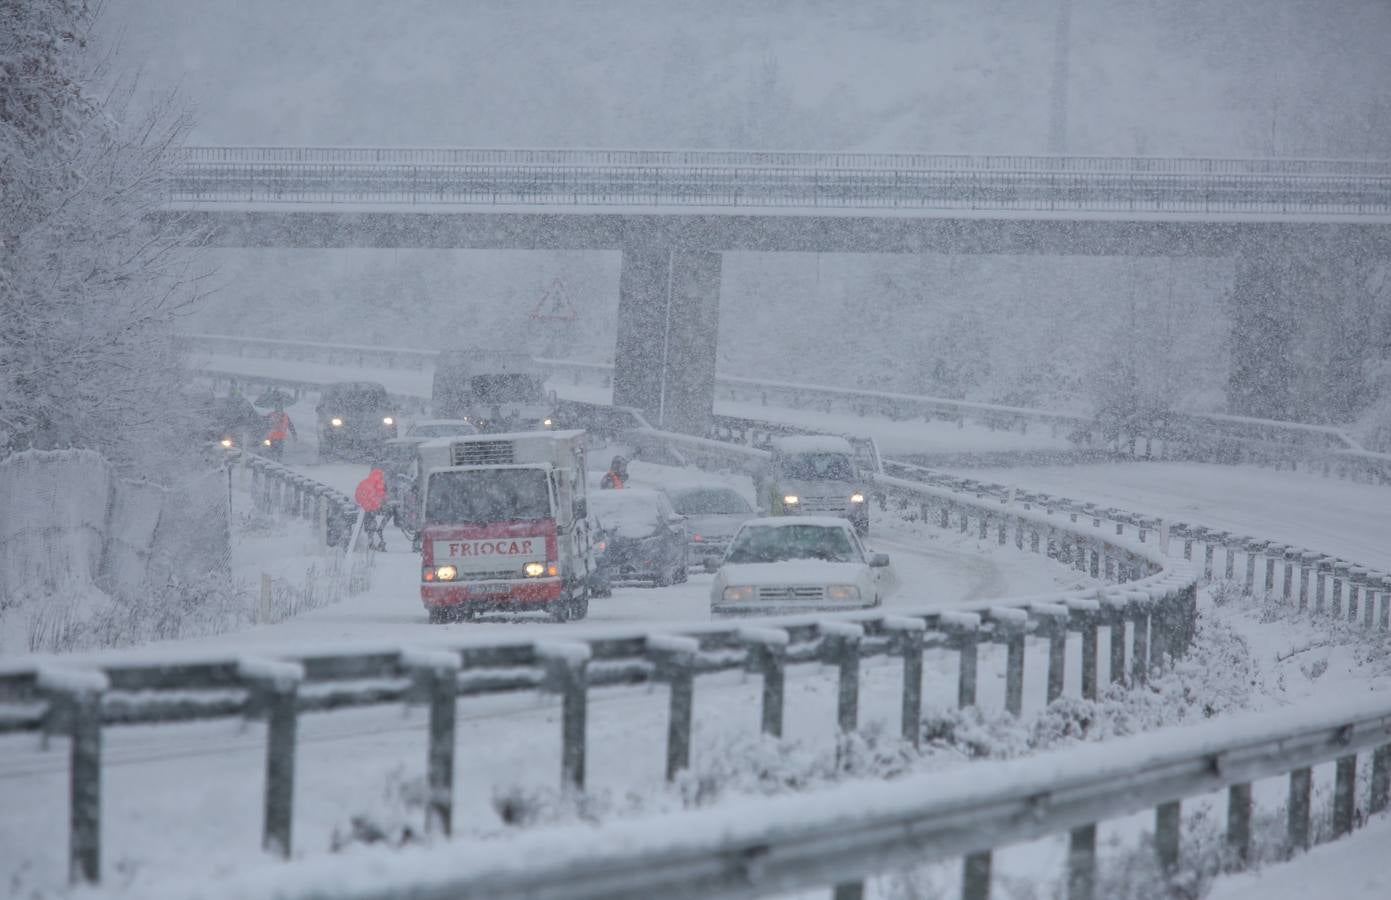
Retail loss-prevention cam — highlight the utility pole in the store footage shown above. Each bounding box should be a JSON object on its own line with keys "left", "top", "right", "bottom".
{"left": 1048, "top": 0, "right": 1073, "bottom": 155}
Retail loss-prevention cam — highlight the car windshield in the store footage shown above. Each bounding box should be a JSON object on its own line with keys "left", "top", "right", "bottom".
{"left": 325, "top": 385, "right": 388, "bottom": 412}
{"left": 471, "top": 374, "right": 544, "bottom": 404}
{"left": 589, "top": 492, "right": 662, "bottom": 539}
{"left": 779, "top": 452, "right": 855, "bottom": 482}
{"left": 425, "top": 469, "right": 551, "bottom": 524}
{"left": 671, "top": 488, "right": 752, "bottom": 516}
{"left": 725, "top": 524, "right": 860, "bottom": 564}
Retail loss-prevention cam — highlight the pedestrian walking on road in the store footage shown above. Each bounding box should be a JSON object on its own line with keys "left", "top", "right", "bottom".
{"left": 355, "top": 467, "right": 389, "bottom": 551}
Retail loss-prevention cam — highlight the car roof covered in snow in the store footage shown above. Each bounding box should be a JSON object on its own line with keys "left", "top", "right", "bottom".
{"left": 770, "top": 435, "right": 854, "bottom": 455}
{"left": 737, "top": 515, "right": 853, "bottom": 530}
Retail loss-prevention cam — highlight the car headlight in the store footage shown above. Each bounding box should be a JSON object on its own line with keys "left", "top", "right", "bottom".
{"left": 523, "top": 561, "right": 545, "bottom": 577}
{"left": 330, "top": 417, "right": 343, "bottom": 427}
{"left": 382, "top": 416, "right": 394, "bottom": 426}
{"left": 850, "top": 492, "right": 865, "bottom": 504}
{"left": 783, "top": 494, "right": 799, "bottom": 505}
{"left": 542, "top": 418, "right": 553, "bottom": 427}
{"left": 262, "top": 438, "right": 272, "bottom": 446}
{"left": 722, "top": 586, "right": 755, "bottom": 603}
{"left": 827, "top": 584, "right": 861, "bottom": 601}
{"left": 433, "top": 564, "right": 458, "bottom": 582}
{"left": 219, "top": 437, "right": 233, "bottom": 448}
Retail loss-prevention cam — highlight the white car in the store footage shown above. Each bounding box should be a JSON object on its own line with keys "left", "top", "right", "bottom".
{"left": 709, "top": 516, "right": 890, "bottom": 615}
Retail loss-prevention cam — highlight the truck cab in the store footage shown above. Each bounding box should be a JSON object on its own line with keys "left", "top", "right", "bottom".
{"left": 431, "top": 350, "right": 555, "bottom": 433}
{"left": 417, "top": 430, "right": 591, "bottom": 622}
{"left": 767, "top": 435, "right": 870, "bottom": 535}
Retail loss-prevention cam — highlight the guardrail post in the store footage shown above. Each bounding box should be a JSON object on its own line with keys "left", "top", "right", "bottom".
{"left": 1042, "top": 607, "right": 1068, "bottom": 703}
{"left": 1264, "top": 546, "right": 1280, "bottom": 596}
{"left": 1332, "top": 563, "right": 1348, "bottom": 617}
{"left": 240, "top": 659, "right": 304, "bottom": 859}
{"left": 1351, "top": 569, "right": 1367, "bottom": 624}
{"left": 1371, "top": 744, "right": 1391, "bottom": 814}
{"left": 1203, "top": 540, "right": 1215, "bottom": 581}
{"left": 403, "top": 649, "right": 460, "bottom": 837}
{"left": 1131, "top": 605, "right": 1150, "bottom": 685}
{"left": 943, "top": 613, "right": 981, "bottom": 708}
{"left": 1068, "top": 600, "right": 1100, "bottom": 701}
{"left": 1243, "top": 542, "right": 1260, "bottom": 595}
{"left": 962, "top": 851, "right": 992, "bottom": 900}
{"left": 1299, "top": 552, "right": 1315, "bottom": 611}
{"left": 1315, "top": 558, "right": 1330, "bottom": 613}
{"left": 1227, "top": 782, "right": 1252, "bottom": 869}
{"left": 39, "top": 669, "right": 108, "bottom": 886}
{"left": 1106, "top": 596, "right": 1130, "bottom": 686}
{"left": 647, "top": 636, "right": 700, "bottom": 781}
{"left": 1333, "top": 754, "right": 1357, "bottom": 838}
{"left": 886, "top": 618, "right": 926, "bottom": 747}
{"left": 1382, "top": 576, "right": 1391, "bottom": 630}
{"left": 741, "top": 629, "right": 789, "bottom": 738}
{"left": 978, "top": 514, "right": 989, "bottom": 541}
{"left": 1288, "top": 766, "right": 1312, "bottom": 853}
{"left": 820, "top": 623, "right": 864, "bottom": 734}
{"left": 1067, "top": 823, "right": 1097, "bottom": 900}
{"left": 995, "top": 609, "right": 1027, "bottom": 716}
{"left": 539, "top": 643, "right": 591, "bottom": 793}
{"left": 940, "top": 504, "right": 951, "bottom": 529}
{"left": 1223, "top": 537, "right": 1237, "bottom": 581}
{"left": 1282, "top": 549, "right": 1295, "bottom": 603}
{"left": 317, "top": 494, "right": 329, "bottom": 549}
{"left": 1155, "top": 799, "right": 1181, "bottom": 877}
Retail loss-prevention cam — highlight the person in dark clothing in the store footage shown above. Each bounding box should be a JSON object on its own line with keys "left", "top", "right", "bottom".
{"left": 600, "top": 455, "right": 628, "bottom": 489}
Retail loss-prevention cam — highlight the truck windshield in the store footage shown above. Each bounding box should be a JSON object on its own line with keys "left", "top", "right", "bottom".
{"left": 780, "top": 452, "right": 855, "bottom": 482}
{"left": 425, "top": 469, "right": 552, "bottom": 524}
{"left": 471, "top": 374, "right": 544, "bottom": 404}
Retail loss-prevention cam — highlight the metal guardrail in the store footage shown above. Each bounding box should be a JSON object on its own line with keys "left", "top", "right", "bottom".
{"left": 4, "top": 448, "right": 1196, "bottom": 885}
{"left": 209, "top": 694, "right": 1391, "bottom": 900}
{"left": 168, "top": 147, "right": 1391, "bottom": 217}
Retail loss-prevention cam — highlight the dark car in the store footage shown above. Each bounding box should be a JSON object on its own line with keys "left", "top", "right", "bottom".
{"left": 589, "top": 488, "right": 688, "bottom": 588}
{"left": 197, "top": 394, "right": 264, "bottom": 451}
{"left": 316, "top": 381, "right": 398, "bottom": 462}
{"left": 665, "top": 485, "right": 757, "bottom": 567}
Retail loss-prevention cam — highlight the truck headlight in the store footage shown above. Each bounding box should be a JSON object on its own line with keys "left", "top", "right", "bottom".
{"left": 542, "top": 418, "right": 553, "bottom": 427}
{"left": 434, "top": 564, "right": 458, "bottom": 582}
{"left": 523, "top": 561, "right": 545, "bottom": 577}
{"left": 827, "top": 584, "right": 860, "bottom": 601}
{"left": 850, "top": 493, "right": 865, "bottom": 504}
{"left": 382, "top": 416, "right": 394, "bottom": 426}
{"left": 783, "top": 495, "right": 799, "bottom": 506}
{"left": 219, "top": 437, "right": 233, "bottom": 448}
{"left": 722, "top": 586, "right": 755, "bottom": 603}
{"left": 330, "top": 417, "right": 343, "bottom": 427}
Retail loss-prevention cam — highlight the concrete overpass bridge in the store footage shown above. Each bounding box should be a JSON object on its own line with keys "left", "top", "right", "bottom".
{"left": 163, "top": 146, "right": 1391, "bottom": 433}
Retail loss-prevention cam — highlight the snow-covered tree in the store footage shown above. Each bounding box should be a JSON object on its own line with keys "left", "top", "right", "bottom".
{"left": 1, "top": 0, "right": 206, "bottom": 471}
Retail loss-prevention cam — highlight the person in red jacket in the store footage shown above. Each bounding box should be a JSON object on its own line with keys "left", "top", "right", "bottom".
{"left": 355, "top": 468, "right": 389, "bottom": 551}
{"left": 600, "top": 455, "right": 628, "bottom": 489}
{"left": 262, "top": 402, "right": 297, "bottom": 460}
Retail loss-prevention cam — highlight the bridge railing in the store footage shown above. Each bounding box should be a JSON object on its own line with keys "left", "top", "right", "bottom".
{"left": 167, "top": 147, "right": 1391, "bottom": 216}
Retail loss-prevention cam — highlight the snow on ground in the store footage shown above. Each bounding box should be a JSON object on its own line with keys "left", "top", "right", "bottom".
{"left": 1206, "top": 813, "right": 1391, "bottom": 900}
{"left": 955, "top": 461, "right": 1391, "bottom": 572}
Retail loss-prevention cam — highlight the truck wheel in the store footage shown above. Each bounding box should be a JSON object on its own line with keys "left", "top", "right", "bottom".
{"left": 548, "top": 594, "right": 572, "bottom": 623}
{"left": 427, "top": 607, "right": 451, "bottom": 624}
{"left": 674, "top": 558, "right": 688, "bottom": 584}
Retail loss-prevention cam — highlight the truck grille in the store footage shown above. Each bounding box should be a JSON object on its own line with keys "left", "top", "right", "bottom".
{"left": 460, "top": 569, "right": 521, "bottom": 581}
{"left": 756, "top": 586, "right": 826, "bottom": 602}
{"left": 798, "top": 496, "right": 846, "bottom": 513}
{"left": 452, "top": 441, "right": 514, "bottom": 466}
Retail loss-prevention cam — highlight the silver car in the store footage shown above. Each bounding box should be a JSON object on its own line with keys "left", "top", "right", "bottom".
{"left": 665, "top": 485, "right": 757, "bottom": 567}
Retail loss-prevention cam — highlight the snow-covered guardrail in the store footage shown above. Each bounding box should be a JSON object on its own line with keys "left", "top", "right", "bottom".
{"left": 0, "top": 459, "right": 1199, "bottom": 886}
{"left": 179, "top": 693, "right": 1391, "bottom": 900}
{"left": 224, "top": 449, "right": 358, "bottom": 547}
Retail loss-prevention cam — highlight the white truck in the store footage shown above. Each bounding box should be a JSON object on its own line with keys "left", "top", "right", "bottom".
{"left": 417, "top": 430, "right": 592, "bottom": 622}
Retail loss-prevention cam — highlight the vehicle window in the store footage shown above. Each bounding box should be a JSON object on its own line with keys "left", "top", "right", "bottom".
{"left": 414, "top": 423, "right": 476, "bottom": 437}
{"left": 470, "top": 374, "right": 544, "bottom": 404}
{"left": 589, "top": 492, "right": 661, "bottom": 538}
{"left": 670, "top": 488, "right": 753, "bottom": 515}
{"left": 725, "top": 524, "right": 861, "bottom": 564}
{"left": 779, "top": 452, "right": 855, "bottom": 482}
{"left": 425, "top": 469, "right": 552, "bottom": 524}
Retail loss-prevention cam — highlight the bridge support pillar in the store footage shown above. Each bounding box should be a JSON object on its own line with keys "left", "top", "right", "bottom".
{"left": 613, "top": 247, "right": 721, "bottom": 435}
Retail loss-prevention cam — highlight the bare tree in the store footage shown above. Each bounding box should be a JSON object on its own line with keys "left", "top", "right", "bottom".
{"left": 1, "top": 0, "right": 208, "bottom": 472}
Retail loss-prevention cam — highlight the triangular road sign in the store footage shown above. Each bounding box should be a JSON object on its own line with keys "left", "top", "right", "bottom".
{"left": 529, "top": 277, "right": 578, "bottom": 322}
